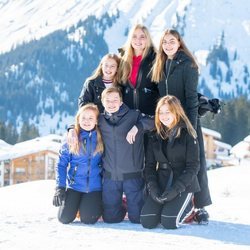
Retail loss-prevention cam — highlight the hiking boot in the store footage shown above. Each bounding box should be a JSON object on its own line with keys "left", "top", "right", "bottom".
{"left": 194, "top": 208, "right": 209, "bottom": 225}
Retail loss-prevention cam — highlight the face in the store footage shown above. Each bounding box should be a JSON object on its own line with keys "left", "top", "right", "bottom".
{"left": 158, "top": 104, "right": 175, "bottom": 128}
{"left": 101, "top": 58, "right": 118, "bottom": 80}
{"left": 131, "top": 28, "right": 147, "bottom": 56}
{"left": 162, "top": 34, "right": 180, "bottom": 59}
{"left": 102, "top": 92, "right": 122, "bottom": 114}
{"left": 79, "top": 109, "right": 97, "bottom": 131}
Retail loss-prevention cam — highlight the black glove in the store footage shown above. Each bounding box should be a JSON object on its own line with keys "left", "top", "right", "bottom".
{"left": 158, "top": 187, "right": 178, "bottom": 203}
{"left": 147, "top": 182, "right": 164, "bottom": 204}
{"left": 53, "top": 187, "right": 66, "bottom": 207}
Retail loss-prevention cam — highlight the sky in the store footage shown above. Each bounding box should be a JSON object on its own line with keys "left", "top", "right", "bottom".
{"left": 0, "top": 161, "right": 250, "bottom": 250}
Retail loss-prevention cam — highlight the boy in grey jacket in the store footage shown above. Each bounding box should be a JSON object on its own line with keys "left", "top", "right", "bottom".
{"left": 99, "top": 87, "right": 154, "bottom": 224}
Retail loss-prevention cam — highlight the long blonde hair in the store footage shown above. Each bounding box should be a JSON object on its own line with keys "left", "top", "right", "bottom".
{"left": 70, "top": 104, "right": 104, "bottom": 155}
{"left": 151, "top": 29, "right": 199, "bottom": 83}
{"left": 118, "top": 24, "right": 155, "bottom": 84}
{"left": 87, "top": 53, "right": 120, "bottom": 85}
{"left": 155, "top": 95, "right": 197, "bottom": 139}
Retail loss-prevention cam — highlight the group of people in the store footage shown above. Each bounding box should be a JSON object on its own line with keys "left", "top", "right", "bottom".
{"left": 52, "top": 24, "right": 212, "bottom": 229}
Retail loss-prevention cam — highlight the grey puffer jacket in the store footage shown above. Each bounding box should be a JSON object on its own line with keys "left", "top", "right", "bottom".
{"left": 99, "top": 103, "right": 154, "bottom": 181}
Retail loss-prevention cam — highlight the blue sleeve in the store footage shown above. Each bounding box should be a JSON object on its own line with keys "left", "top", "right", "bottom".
{"left": 56, "top": 143, "right": 71, "bottom": 188}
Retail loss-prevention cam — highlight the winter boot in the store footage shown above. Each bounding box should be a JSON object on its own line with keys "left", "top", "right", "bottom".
{"left": 194, "top": 208, "right": 209, "bottom": 225}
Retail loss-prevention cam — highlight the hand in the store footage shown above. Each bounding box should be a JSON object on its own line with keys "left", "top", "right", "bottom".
{"left": 67, "top": 128, "right": 78, "bottom": 148}
{"left": 147, "top": 182, "right": 164, "bottom": 204}
{"left": 158, "top": 188, "right": 178, "bottom": 203}
{"left": 53, "top": 187, "right": 66, "bottom": 207}
{"left": 126, "top": 125, "right": 138, "bottom": 144}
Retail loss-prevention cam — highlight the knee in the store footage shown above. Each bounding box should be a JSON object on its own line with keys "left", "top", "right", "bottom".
{"left": 140, "top": 215, "right": 159, "bottom": 229}
{"left": 161, "top": 216, "right": 178, "bottom": 229}
{"left": 81, "top": 215, "right": 100, "bottom": 224}
{"left": 103, "top": 205, "right": 126, "bottom": 223}
{"left": 103, "top": 214, "right": 125, "bottom": 224}
{"left": 58, "top": 215, "right": 74, "bottom": 224}
{"left": 128, "top": 214, "right": 140, "bottom": 224}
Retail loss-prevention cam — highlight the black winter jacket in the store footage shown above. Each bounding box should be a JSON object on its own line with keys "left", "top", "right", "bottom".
{"left": 78, "top": 76, "right": 106, "bottom": 112}
{"left": 145, "top": 127, "right": 200, "bottom": 194}
{"left": 99, "top": 103, "right": 154, "bottom": 181}
{"left": 120, "top": 47, "right": 159, "bottom": 116}
{"left": 158, "top": 50, "right": 199, "bottom": 129}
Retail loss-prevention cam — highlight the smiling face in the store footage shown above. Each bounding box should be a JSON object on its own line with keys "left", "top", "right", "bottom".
{"left": 158, "top": 104, "right": 175, "bottom": 128}
{"left": 102, "top": 92, "right": 122, "bottom": 114}
{"left": 79, "top": 109, "right": 97, "bottom": 131}
{"left": 101, "top": 58, "right": 118, "bottom": 81}
{"left": 162, "top": 33, "right": 180, "bottom": 59}
{"left": 131, "top": 28, "right": 147, "bottom": 56}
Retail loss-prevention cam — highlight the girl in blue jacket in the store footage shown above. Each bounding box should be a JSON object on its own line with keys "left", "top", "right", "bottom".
{"left": 53, "top": 104, "right": 104, "bottom": 224}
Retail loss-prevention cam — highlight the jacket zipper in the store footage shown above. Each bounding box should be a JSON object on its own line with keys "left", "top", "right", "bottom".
{"left": 113, "top": 125, "right": 118, "bottom": 180}
{"left": 70, "top": 164, "right": 78, "bottom": 185}
{"left": 86, "top": 132, "right": 92, "bottom": 193}
{"left": 165, "top": 59, "right": 173, "bottom": 95}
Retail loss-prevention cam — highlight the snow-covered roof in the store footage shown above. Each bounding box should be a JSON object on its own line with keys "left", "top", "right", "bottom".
{"left": 0, "top": 134, "right": 64, "bottom": 161}
{"left": 0, "top": 139, "right": 13, "bottom": 153}
{"left": 244, "top": 135, "right": 250, "bottom": 143}
{"left": 231, "top": 140, "right": 250, "bottom": 158}
{"left": 214, "top": 140, "right": 232, "bottom": 150}
{"left": 201, "top": 127, "right": 221, "bottom": 139}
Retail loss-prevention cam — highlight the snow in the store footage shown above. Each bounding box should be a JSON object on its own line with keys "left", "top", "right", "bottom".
{"left": 0, "top": 164, "right": 250, "bottom": 250}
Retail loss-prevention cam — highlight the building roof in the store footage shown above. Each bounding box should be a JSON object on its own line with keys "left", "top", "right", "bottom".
{"left": 214, "top": 140, "right": 232, "bottom": 150}
{"left": 231, "top": 140, "right": 250, "bottom": 158}
{"left": 201, "top": 127, "right": 221, "bottom": 139}
{"left": 0, "top": 134, "right": 64, "bottom": 161}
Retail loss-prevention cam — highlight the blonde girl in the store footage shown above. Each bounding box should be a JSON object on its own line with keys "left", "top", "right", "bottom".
{"left": 53, "top": 104, "right": 103, "bottom": 225}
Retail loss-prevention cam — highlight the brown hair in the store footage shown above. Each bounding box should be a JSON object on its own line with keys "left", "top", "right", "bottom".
{"left": 151, "top": 29, "right": 199, "bottom": 82}
{"left": 101, "top": 86, "right": 123, "bottom": 103}
{"left": 70, "top": 103, "right": 104, "bottom": 155}
{"left": 155, "top": 95, "right": 197, "bottom": 139}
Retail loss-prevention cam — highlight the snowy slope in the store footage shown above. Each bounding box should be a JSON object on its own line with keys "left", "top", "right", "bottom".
{"left": 0, "top": 163, "right": 250, "bottom": 250}
{"left": 1, "top": 0, "right": 250, "bottom": 57}
{"left": 1, "top": 0, "right": 250, "bottom": 136}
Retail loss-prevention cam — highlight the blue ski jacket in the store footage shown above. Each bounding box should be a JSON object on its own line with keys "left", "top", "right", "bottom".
{"left": 56, "top": 130, "right": 102, "bottom": 192}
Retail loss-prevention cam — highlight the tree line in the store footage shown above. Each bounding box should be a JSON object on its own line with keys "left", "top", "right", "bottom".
{"left": 200, "top": 96, "right": 250, "bottom": 146}
{"left": 0, "top": 121, "right": 39, "bottom": 145}
{"left": 1, "top": 96, "right": 249, "bottom": 146}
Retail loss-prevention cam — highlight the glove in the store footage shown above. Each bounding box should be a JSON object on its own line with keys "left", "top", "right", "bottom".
{"left": 53, "top": 187, "right": 66, "bottom": 207}
{"left": 147, "top": 182, "right": 164, "bottom": 204}
{"left": 158, "top": 187, "right": 179, "bottom": 203}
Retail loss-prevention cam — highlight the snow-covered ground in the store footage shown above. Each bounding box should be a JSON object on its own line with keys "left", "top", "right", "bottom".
{"left": 0, "top": 163, "right": 250, "bottom": 250}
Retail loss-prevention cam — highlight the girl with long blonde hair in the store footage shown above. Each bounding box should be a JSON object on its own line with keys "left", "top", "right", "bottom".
{"left": 118, "top": 24, "right": 159, "bottom": 116}
{"left": 53, "top": 103, "right": 104, "bottom": 225}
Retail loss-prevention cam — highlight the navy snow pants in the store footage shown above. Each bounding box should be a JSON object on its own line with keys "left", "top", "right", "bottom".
{"left": 102, "top": 177, "right": 144, "bottom": 224}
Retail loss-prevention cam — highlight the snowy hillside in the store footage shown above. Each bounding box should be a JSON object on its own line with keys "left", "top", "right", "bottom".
{"left": 0, "top": 164, "right": 250, "bottom": 250}
{"left": 1, "top": 0, "right": 250, "bottom": 136}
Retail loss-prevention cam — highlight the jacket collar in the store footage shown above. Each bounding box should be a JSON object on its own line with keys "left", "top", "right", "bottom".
{"left": 104, "top": 103, "right": 130, "bottom": 125}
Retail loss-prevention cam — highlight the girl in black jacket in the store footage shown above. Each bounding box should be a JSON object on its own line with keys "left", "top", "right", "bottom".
{"left": 151, "top": 29, "right": 211, "bottom": 223}
{"left": 78, "top": 53, "right": 120, "bottom": 112}
{"left": 118, "top": 24, "right": 159, "bottom": 116}
{"left": 140, "top": 95, "right": 200, "bottom": 229}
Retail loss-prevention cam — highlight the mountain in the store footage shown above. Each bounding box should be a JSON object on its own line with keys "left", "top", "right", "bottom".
{"left": 0, "top": 0, "right": 250, "bottom": 135}
{"left": 0, "top": 163, "right": 250, "bottom": 249}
